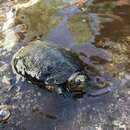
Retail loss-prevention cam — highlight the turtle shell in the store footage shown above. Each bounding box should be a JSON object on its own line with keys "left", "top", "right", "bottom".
{"left": 12, "top": 40, "right": 85, "bottom": 85}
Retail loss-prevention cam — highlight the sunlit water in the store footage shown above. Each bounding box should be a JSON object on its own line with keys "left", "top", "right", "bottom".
{"left": 0, "top": 0, "right": 130, "bottom": 130}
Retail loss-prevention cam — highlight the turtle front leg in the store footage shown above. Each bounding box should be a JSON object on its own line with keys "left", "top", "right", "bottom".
{"left": 45, "top": 85, "right": 70, "bottom": 98}
{"left": 45, "top": 85, "right": 63, "bottom": 94}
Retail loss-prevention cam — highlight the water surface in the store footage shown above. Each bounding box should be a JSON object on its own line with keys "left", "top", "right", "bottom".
{"left": 0, "top": 0, "right": 130, "bottom": 130}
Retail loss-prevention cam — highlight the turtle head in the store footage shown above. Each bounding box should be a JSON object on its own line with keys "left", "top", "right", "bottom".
{"left": 68, "top": 72, "right": 87, "bottom": 98}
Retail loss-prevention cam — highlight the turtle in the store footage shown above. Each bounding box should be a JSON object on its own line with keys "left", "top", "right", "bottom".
{"left": 12, "top": 40, "right": 89, "bottom": 98}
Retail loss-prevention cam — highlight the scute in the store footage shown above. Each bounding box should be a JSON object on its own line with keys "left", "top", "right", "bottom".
{"left": 12, "top": 40, "right": 85, "bottom": 85}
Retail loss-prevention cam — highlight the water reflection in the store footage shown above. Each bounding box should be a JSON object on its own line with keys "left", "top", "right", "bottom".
{"left": 86, "top": 0, "right": 130, "bottom": 76}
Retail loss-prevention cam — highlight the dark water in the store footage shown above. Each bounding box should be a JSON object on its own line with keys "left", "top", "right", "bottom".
{"left": 0, "top": 0, "right": 130, "bottom": 130}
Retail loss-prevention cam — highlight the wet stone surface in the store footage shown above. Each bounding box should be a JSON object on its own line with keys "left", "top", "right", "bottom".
{"left": 0, "top": 0, "right": 130, "bottom": 130}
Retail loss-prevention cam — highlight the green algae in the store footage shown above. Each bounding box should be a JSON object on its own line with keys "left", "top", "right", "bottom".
{"left": 68, "top": 12, "right": 92, "bottom": 43}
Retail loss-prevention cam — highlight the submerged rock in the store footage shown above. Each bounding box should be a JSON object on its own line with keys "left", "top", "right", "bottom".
{"left": 12, "top": 40, "right": 89, "bottom": 98}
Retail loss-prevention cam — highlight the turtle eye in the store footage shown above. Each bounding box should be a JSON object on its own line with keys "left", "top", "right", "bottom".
{"left": 76, "top": 79, "right": 81, "bottom": 85}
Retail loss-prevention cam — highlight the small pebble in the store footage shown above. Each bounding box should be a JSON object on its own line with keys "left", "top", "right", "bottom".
{"left": 37, "top": 92, "right": 42, "bottom": 96}
{"left": 32, "top": 106, "right": 39, "bottom": 113}
{"left": 0, "top": 105, "right": 11, "bottom": 123}
{"left": 2, "top": 76, "right": 11, "bottom": 85}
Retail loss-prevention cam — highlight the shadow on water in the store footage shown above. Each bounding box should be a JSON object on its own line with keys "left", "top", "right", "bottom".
{"left": 0, "top": 0, "right": 130, "bottom": 130}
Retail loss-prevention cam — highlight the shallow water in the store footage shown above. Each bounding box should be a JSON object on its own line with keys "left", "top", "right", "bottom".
{"left": 0, "top": 0, "right": 130, "bottom": 130}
